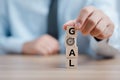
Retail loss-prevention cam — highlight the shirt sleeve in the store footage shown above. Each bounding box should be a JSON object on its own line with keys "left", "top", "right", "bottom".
{"left": 0, "top": 0, "right": 26, "bottom": 54}
{"left": 0, "top": 37, "right": 27, "bottom": 54}
{"left": 59, "top": 33, "right": 66, "bottom": 54}
{"left": 90, "top": 0, "right": 120, "bottom": 58}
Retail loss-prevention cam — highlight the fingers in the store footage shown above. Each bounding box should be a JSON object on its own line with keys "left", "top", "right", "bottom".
{"left": 37, "top": 43, "right": 49, "bottom": 56}
{"left": 90, "top": 18, "right": 108, "bottom": 37}
{"left": 37, "top": 35, "right": 60, "bottom": 56}
{"left": 95, "top": 23, "right": 114, "bottom": 39}
{"left": 90, "top": 15, "right": 114, "bottom": 39}
{"left": 63, "top": 6, "right": 114, "bottom": 40}
{"left": 81, "top": 10, "right": 102, "bottom": 35}
{"left": 63, "top": 6, "right": 96, "bottom": 31}
{"left": 44, "top": 38, "right": 59, "bottom": 55}
{"left": 76, "top": 6, "right": 96, "bottom": 29}
{"left": 23, "top": 35, "right": 59, "bottom": 56}
{"left": 63, "top": 20, "right": 76, "bottom": 30}
{"left": 46, "top": 35, "right": 60, "bottom": 54}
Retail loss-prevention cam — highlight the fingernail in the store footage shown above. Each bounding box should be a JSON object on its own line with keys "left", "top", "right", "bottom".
{"left": 63, "top": 24, "right": 67, "bottom": 30}
{"left": 75, "top": 22, "right": 81, "bottom": 30}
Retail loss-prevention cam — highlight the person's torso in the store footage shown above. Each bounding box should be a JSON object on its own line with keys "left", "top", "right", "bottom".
{"left": 7, "top": 0, "right": 93, "bottom": 54}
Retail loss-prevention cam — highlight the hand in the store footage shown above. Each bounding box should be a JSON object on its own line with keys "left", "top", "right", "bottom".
{"left": 64, "top": 6, "right": 114, "bottom": 40}
{"left": 22, "top": 35, "right": 60, "bottom": 56}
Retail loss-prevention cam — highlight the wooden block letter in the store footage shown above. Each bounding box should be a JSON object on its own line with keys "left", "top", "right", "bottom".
{"left": 66, "top": 47, "right": 78, "bottom": 58}
{"left": 66, "top": 58, "right": 78, "bottom": 69}
{"left": 66, "top": 26, "right": 77, "bottom": 37}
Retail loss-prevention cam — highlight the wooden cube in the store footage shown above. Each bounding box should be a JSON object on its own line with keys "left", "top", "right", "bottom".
{"left": 66, "top": 26, "right": 77, "bottom": 37}
{"left": 66, "top": 46, "right": 78, "bottom": 59}
{"left": 65, "top": 36, "right": 77, "bottom": 47}
{"left": 66, "top": 58, "right": 78, "bottom": 69}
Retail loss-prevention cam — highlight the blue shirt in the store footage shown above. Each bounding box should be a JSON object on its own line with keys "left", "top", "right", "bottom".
{"left": 0, "top": 0, "right": 120, "bottom": 55}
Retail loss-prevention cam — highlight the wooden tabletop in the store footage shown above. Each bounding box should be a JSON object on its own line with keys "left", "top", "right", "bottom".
{"left": 0, "top": 54, "right": 120, "bottom": 80}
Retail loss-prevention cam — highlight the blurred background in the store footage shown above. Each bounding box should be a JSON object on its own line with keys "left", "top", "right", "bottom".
{"left": 117, "top": 0, "right": 120, "bottom": 20}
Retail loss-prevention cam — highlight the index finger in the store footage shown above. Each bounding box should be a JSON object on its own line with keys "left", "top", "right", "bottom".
{"left": 76, "top": 6, "right": 96, "bottom": 29}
